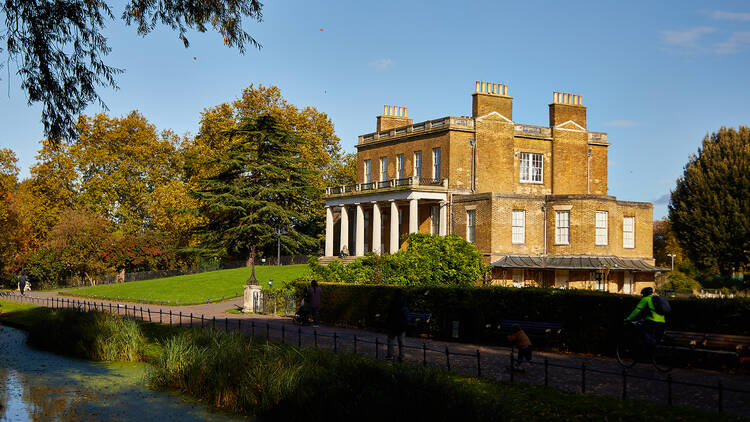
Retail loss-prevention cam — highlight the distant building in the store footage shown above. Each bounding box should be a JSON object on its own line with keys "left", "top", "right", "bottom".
{"left": 323, "top": 81, "right": 661, "bottom": 293}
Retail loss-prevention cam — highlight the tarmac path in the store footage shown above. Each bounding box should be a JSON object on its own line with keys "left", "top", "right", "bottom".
{"left": 4, "top": 290, "right": 749, "bottom": 417}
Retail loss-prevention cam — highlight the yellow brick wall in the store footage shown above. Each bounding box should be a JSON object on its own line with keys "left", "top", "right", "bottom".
{"left": 551, "top": 128, "right": 589, "bottom": 194}
{"left": 589, "top": 144, "right": 608, "bottom": 195}
{"left": 474, "top": 119, "right": 515, "bottom": 193}
{"left": 489, "top": 195, "right": 545, "bottom": 255}
{"left": 549, "top": 103, "right": 587, "bottom": 129}
{"left": 451, "top": 194, "right": 492, "bottom": 253}
{"left": 447, "top": 131, "right": 474, "bottom": 191}
{"left": 511, "top": 138, "right": 553, "bottom": 195}
{"left": 472, "top": 94, "right": 513, "bottom": 120}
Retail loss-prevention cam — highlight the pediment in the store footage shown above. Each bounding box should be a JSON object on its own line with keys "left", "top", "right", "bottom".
{"left": 475, "top": 111, "right": 513, "bottom": 123}
{"left": 555, "top": 120, "right": 586, "bottom": 131}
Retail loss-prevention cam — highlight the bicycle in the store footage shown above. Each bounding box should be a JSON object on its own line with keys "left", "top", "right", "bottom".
{"left": 616, "top": 320, "right": 673, "bottom": 372}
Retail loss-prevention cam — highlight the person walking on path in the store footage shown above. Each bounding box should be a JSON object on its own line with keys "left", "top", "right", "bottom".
{"left": 17, "top": 272, "right": 27, "bottom": 296}
{"left": 307, "top": 280, "right": 322, "bottom": 327}
{"left": 385, "top": 290, "right": 409, "bottom": 362}
{"left": 508, "top": 324, "right": 532, "bottom": 370}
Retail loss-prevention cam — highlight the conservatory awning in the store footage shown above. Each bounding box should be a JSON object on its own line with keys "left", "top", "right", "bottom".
{"left": 490, "top": 255, "right": 666, "bottom": 272}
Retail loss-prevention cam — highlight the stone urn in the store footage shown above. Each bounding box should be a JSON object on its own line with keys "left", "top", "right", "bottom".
{"left": 243, "top": 284, "right": 262, "bottom": 313}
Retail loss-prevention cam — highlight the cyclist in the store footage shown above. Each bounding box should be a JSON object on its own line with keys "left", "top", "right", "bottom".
{"left": 625, "top": 287, "right": 665, "bottom": 355}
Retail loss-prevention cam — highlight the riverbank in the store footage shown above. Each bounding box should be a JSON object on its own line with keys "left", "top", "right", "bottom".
{"left": 1, "top": 300, "right": 746, "bottom": 421}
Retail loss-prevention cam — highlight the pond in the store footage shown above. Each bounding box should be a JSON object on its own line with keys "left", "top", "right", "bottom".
{"left": 0, "top": 325, "right": 246, "bottom": 421}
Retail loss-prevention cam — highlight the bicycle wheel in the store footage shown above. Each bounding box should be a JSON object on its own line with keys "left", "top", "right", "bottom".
{"left": 652, "top": 344, "right": 673, "bottom": 372}
{"left": 616, "top": 338, "right": 637, "bottom": 368}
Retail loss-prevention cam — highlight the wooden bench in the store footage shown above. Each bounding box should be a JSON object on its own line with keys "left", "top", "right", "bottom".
{"left": 373, "top": 311, "right": 432, "bottom": 336}
{"left": 497, "top": 319, "right": 563, "bottom": 351}
{"left": 663, "top": 330, "right": 750, "bottom": 368}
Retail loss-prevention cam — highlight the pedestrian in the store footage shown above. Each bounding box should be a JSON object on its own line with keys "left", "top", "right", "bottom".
{"left": 385, "top": 290, "right": 409, "bottom": 362}
{"left": 307, "top": 280, "right": 322, "bottom": 327}
{"left": 17, "top": 272, "right": 27, "bottom": 296}
{"left": 508, "top": 324, "right": 533, "bottom": 370}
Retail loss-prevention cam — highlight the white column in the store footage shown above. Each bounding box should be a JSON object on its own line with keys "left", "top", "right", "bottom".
{"left": 389, "top": 200, "right": 399, "bottom": 254}
{"left": 325, "top": 206, "right": 334, "bottom": 256}
{"left": 439, "top": 201, "right": 447, "bottom": 236}
{"left": 372, "top": 202, "right": 382, "bottom": 255}
{"left": 409, "top": 198, "right": 419, "bottom": 233}
{"left": 340, "top": 206, "right": 349, "bottom": 255}
{"left": 355, "top": 203, "right": 365, "bottom": 256}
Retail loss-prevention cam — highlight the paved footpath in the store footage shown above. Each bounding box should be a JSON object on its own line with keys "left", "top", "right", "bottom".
{"left": 5, "top": 291, "right": 750, "bottom": 417}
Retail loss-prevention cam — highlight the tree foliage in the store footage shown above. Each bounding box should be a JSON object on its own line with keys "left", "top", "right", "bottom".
{"left": 309, "top": 234, "right": 488, "bottom": 287}
{"left": 669, "top": 126, "right": 750, "bottom": 275}
{"left": 189, "top": 114, "right": 319, "bottom": 261}
{"left": 2, "top": 0, "right": 263, "bottom": 141}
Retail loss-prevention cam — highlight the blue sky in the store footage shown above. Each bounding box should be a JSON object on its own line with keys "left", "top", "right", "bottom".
{"left": 1, "top": 0, "right": 749, "bottom": 220}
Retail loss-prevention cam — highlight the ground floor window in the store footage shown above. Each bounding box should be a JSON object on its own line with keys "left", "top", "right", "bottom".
{"left": 512, "top": 269, "right": 524, "bottom": 288}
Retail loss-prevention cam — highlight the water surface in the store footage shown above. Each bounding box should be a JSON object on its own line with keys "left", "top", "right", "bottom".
{"left": 0, "top": 325, "right": 246, "bottom": 421}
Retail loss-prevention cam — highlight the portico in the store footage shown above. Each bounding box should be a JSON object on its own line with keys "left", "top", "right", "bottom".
{"left": 324, "top": 189, "right": 448, "bottom": 257}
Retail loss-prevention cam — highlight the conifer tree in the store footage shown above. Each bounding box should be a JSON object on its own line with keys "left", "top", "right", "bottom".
{"left": 669, "top": 126, "right": 749, "bottom": 276}
{"left": 189, "top": 114, "right": 319, "bottom": 279}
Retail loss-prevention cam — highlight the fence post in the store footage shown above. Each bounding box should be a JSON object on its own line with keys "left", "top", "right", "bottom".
{"left": 423, "top": 343, "right": 427, "bottom": 367}
{"left": 140, "top": 307, "right": 143, "bottom": 320}
{"left": 148, "top": 308, "right": 151, "bottom": 322}
{"left": 314, "top": 330, "right": 318, "bottom": 348}
{"left": 202, "top": 315, "right": 205, "bottom": 329}
{"left": 282, "top": 325, "right": 286, "bottom": 344}
{"left": 225, "top": 317, "right": 228, "bottom": 332}
{"left": 169, "top": 310, "right": 172, "bottom": 325}
{"left": 251, "top": 321, "right": 255, "bottom": 338}
{"left": 354, "top": 335, "right": 358, "bottom": 355}
{"left": 266, "top": 323, "right": 270, "bottom": 341}
{"left": 212, "top": 316, "right": 216, "bottom": 330}
{"left": 375, "top": 338, "right": 379, "bottom": 358}
{"left": 667, "top": 374, "right": 672, "bottom": 406}
{"left": 509, "top": 349, "right": 515, "bottom": 382}
{"left": 544, "top": 358, "right": 549, "bottom": 387}
{"left": 238, "top": 318, "right": 241, "bottom": 333}
{"left": 622, "top": 369, "right": 627, "bottom": 399}
{"left": 109, "top": 303, "right": 112, "bottom": 314}
{"left": 718, "top": 380, "right": 723, "bottom": 413}
{"left": 445, "top": 346, "right": 451, "bottom": 370}
{"left": 581, "top": 362, "right": 586, "bottom": 394}
{"left": 190, "top": 313, "right": 193, "bottom": 328}
{"left": 159, "top": 309, "right": 162, "bottom": 323}
{"left": 298, "top": 327, "right": 302, "bottom": 347}
{"left": 476, "top": 349, "right": 481, "bottom": 377}
{"left": 334, "top": 333, "right": 338, "bottom": 354}
{"left": 179, "top": 311, "right": 182, "bottom": 327}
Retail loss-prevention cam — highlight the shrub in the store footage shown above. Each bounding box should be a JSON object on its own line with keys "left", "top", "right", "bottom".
{"left": 291, "top": 282, "right": 750, "bottom": 354}
{"left": 664, "top": 270, "right": 702, "bottom": 293}
{"left": 24, "top": 247, "right": 66, "bottom": 289}
{"left": 309, "top": 234, "right": 487, "bottom": 286}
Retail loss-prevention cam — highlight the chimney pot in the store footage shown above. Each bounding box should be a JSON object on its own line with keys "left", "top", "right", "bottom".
{"left": 475, "top": 81, "right": 480, "bottom": 93}
{"left": 404, "top": 107, "right": 408, "bottom": 117}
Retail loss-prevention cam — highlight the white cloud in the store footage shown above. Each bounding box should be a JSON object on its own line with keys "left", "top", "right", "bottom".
{"left": 661, "top": 26, "right": 717, "bottom": 48}
{"left": 368, "top": 58, "right": 395, "bottom": 71}
{"left": 604, "top": 120, "right": 639, "bottom": 127}
{"left": 714, "top": 31, "right": 750, "bottom": 54}
{"left": 709, "top": 10, "right": 750, "bottom": 22}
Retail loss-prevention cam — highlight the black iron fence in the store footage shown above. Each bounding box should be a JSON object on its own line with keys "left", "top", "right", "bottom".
{"left": 2, "top": 292, "right": 748, "bottom": 416}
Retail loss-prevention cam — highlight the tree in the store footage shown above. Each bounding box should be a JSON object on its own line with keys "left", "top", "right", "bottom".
{"left": 669, "top": 126, "right": 750, "bottom": 276}
{"left": 190, "top": 114, "right": 319, "bottom": 276}
{"left": 45, "top": 208, "right": 113, "bottom": 284}
{"left": 3, "top": 0, "right": 263, "bottom": 141}
{"left": 652, "top": 218, "right": 687, "bottom": 270}
{"left": 73, "top": 111, "right": 182, "bottom": 233}
{"left": 0, "top": 148, "right": 29, "bottom": 285}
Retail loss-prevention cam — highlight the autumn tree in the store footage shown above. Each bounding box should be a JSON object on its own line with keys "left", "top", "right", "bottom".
{"left": 669, "top": 126, "right": 750, "bottom": 276}
{"left": 190, "top": 114, "right": 319, "bottom": 270}
{"left": 652, "top": 218, "right": 687, "bottom": 270}
{"left": 186, "top": 84, "right": 346, "bottom": 225}
{"left": 73, "top": 111, "right": 183, "bottom": 233}
{"left": 3, "top": 0, "right": 263, "bottom": 141}
{"left": 0, "top": 149, "right": 29, "bottom": 284}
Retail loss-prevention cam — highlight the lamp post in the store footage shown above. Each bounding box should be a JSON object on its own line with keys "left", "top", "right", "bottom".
{"left": 275, "top": 227, "right": 288, "bottom": 266}
{"left": 666, "top": 253, "right": 676, "bottom": 271}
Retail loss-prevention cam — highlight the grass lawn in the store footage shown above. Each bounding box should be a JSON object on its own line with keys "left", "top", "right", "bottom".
{"left": 63, "top": 264, "right": 309, "bottom": 305}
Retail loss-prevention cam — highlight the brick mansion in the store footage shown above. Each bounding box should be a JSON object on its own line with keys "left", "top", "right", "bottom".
{"left": 323, "top": 81, "right": 662, "bottom": 293}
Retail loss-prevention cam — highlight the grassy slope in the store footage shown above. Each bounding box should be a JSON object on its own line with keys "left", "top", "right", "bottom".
{"left": 1, "top": 300, "right": 747, "bottom": 422}
{"left": 63, "top": 264, "right": 309, "bottom": 303}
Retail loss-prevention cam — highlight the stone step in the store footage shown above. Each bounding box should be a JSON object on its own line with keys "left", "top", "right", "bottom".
{"left": 318, "top": 256, "right": 357, "bottom": 266}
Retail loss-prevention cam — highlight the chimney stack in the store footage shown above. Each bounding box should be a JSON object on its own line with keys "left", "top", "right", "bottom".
{"left": 549, "top": 91, "right": 586, "bottom": 128}
{"left": 472, "top": 80, "right": 513, "bottom": 119}
{"left": 377, "top": 105, "right": 412, "bottom": 131}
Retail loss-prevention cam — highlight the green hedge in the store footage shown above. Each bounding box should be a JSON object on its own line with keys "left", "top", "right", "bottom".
{"left": 293, "top": 282, "right": 750, "bottom": 354}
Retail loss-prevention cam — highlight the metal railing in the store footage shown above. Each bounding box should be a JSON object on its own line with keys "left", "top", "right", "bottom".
{"left": 3, "top": 292, "right": 748, "bottom": 416}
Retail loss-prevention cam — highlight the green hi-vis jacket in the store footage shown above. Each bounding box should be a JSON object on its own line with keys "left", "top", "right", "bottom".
{"left": 626, "top": 295, "right": 666, "bottom": 323}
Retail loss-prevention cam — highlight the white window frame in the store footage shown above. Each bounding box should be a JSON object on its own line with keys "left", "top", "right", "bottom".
{"left": 511, "top": 210, "right": 525, "bottom": 244}
{"left": 555, "top": 211, "right": 570, "bottom": 245}
{"left": 512, "top": 269, "right": 524, "bottom": 288}
{"left": 379, "top": 157, "right": 388, "bottom": 182}
{"left": 431, "top": 206, "right": 439, "bottom": 235}
{"left": 595, "top": 211, "right": 608, "bottom": 246}
{"left": 396, "top": 154, "right": 404, "bottom": 179}
{"left": 520, "top": 152, "right": 543, "bottom": 183}
{"left": 432, "top": 148, "right": 441, "bottom": 179}
{"left": 364, "top": 160, "right": 371, "bottom": 184}
{"left": 623, "top": 216, "right": 635, "bottom": 249}
{"left": 414, "top": 151, "right": 422, "bottom": 179}
{"left": 466, "top": 209, "right": 476, "bottom": 244}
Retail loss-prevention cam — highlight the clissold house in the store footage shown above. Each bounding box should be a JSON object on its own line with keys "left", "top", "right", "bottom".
{"left": 323, "top": 81, "right": 661, "bottom": 293}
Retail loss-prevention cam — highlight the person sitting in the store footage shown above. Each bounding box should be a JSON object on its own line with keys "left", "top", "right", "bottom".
{"left": 339, "top": 245, "right": 349, "bottom": 258}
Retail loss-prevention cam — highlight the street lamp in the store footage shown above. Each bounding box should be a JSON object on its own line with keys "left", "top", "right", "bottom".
{"left": 666, "top": 253, "right": 677, "bottom": 271}
{"left": 275, "top": 227, "right": 288, "bottom": 266}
